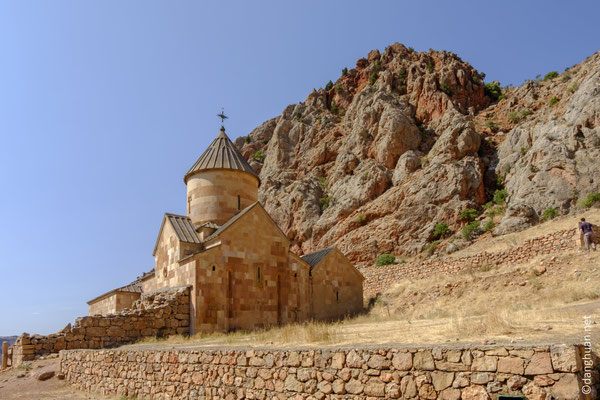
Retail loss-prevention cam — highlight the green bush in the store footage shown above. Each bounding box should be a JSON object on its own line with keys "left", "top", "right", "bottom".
{"left": 330, "top": 101, "right": 343, "bottom": 116}
{"left": 432, "top": 222, "right": 449, "bottom": 239}
{"left": 423, "top": 240, "right": 440, "bottom": 256}
{"left": 426, "top": 61, "right": 434, "bottom": 73}
{"left": 460, "top": 208, "right": 479, "bottom": 222}
{"left": 369, "top": 71, "right": 378, "bottom": 85}
{"left": 580, "top": 192, "right": 600, "bottom": 208}
{"left": 440, "top": 82, "right": 453, "bottom": 96}
{"left": 356, "top": 214, "right": 367, "bottom": 225}
{"left": 482, "top": 220, "right": 495, "bottom": 233}
{"left": 544, "top": 71, "right": 559, "bottom": 80}
{"left": 245, "top": 136, "right": 251, "bottom": 143}
{"left": 486, "top": 206, "right": 505, "bottom": 218}
{"left": 252, "top": 150, "right": 265, "bottom": 161}
{"left": 319, "top": 196, "right": 333, "bottom": 210}
{"left": 484, "top": 82, "right": 502, "bottom": 101}
{"left": 520, "top": 146, "right": 529, "bottom": 156}
{"left": 566, "top": 83, "right": 578, "bottom": 94}
{"left": 324, "top": 80, "right": 333, "bottom": 91}
{"left": 462, "top": 221, "right": 480, "bottom": 241}
{"left": 486, "top": 120, "right": 499, "bottom": 132}
{"left": 542, "top": 207, "right": 558, "bottom": 220}
{"left": 408, "top": 47, "right": 415, "bottom": 53}
{"left": 375, "top": 254, "right": 396, "bottom": 266}
{"left": 493, "top": 189, "right": 508, "bottom": 205}
{"left": 549, "top": 97, "right": 560, "bottom": 106}
{"left": 342, "top": 67, "right": 348, "bottom": 76}
{"left": 482, "top": 201, "right": 494, "bottom": 211}
{"left": 335, "top": 84, "right": 343, "bottom": 93}
{"left": 520, "top": 109, "right": 532, "bottom": 117}
{"left": 507, "top": 112, "right": 520, "bottom": 123}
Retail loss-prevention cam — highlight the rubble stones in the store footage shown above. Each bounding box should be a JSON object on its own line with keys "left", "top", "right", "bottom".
{"left": 59, "top": 344, "right": 586, "bottom": 399}
{"left": 11, "top": 286, "right": 190, "bottom": 365}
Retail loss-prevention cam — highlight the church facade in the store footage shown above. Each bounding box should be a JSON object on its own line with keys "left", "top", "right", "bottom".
{"left": 87, "top": 127, "right": 364, "bottom": 334}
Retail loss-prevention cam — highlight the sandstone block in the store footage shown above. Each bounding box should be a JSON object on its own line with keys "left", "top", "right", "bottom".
{"left": 439, "top": 387, "right": 460, "bottom": 400}
{"left": 330, "top": 352, "right": 345, "bottom": 369}
{"left": 332, "top": 379, "right": 345, "bottom": 394}
{"left": 550, "top": 374, "right": 580, "bottom": 399}
{"left": 524, "top": 352, "right": 553, "bottom": 375}
{"left": 364, "top": 377, "right": 385, "bottom": 396}
{"left": 550, "top": 344, "right": 579, "bottom": 372}
{"left": 428, "top": 371, "right": 453, "bottom": 391}
{"left": 413, "top": 350, "right": 435, "bottom": 370}
{"left": 461, "top": 384, "right": 490, "bottom": 400}
{"left": 392, "top": 352, "right": 412, "bottom": 370}
{"left": 345, "top": 378, "right": 364, "bottom": 395}
{"left": 471, "top": 356, "right": 497, "bottom": 372}
{"left": 497, "top": 356, "right": 524, "bottom": 374}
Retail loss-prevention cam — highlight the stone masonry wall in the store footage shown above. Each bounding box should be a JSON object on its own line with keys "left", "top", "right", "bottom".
{"left": 360, "top": 228, "right": 579, "bottom": 299}
{"left": 11, "top": 286, "right": 190, "bottom": 366}
{"left": 60, "top": 344, "right": 597, "bottom": 400}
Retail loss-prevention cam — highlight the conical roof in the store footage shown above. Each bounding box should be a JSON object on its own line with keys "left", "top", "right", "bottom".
{"left": 184, "top": 127, "right": 259, "bottom": 183}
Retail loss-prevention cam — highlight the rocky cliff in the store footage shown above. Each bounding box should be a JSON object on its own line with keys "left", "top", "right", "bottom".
{"left": 234, "top": 44, "right": 600, "bottom": 264}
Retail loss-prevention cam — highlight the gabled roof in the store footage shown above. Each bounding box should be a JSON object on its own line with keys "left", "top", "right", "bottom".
{"left": 184, "top": 127, "right": 259, "bottom": 183}
{"left": 301, "top": 246, "right": 335, "bottom": 270}
{"left": 87, "top": 276, "right": 143, "bottom": 305}
{"left": 152, "top": 213, "right": 202, "bottom": 256}
{"left": 203, "top": 202, "right": 290, "bottom": 245}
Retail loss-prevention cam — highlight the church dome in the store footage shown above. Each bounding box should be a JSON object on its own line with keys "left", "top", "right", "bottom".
{"left": 184, "top": 127, "right": 259, "bottom": 184}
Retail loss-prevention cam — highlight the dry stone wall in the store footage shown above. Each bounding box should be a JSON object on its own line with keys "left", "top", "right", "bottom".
{"left": 11, "top": 286, "right": 190, "bottom": 365}
{"left": 361, "top": 228, "right": 578, "bottom": 298}
{"left": 60, "top": 344, "right": 596, "bottom": 400}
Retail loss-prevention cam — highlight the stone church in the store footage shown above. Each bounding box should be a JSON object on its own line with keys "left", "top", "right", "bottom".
{"left": 88, "top": 126, "right": 364, "bottom": 333}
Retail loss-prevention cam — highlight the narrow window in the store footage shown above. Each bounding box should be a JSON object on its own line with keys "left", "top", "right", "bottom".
{"left": 336, "top": 291, "right": 339, "bottom": 303}
{"left": 257, "top": 266, "right": 261, "bottom": 283}
{"left": 237, "top": 195, "right": 241, "bottom": 210}
{"left": 212, "top": 265, "right": 215, "bottom": 271}
{"left": 187, "top": 197, "right": 192, "bottom": 213}
{"left": 294, "top": 273, "right": 297, "bottom": 278}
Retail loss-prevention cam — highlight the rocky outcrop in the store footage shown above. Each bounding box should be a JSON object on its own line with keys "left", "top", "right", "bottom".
{"left": 485, "top": 52, "right": 600, "bottom": 233}
{"left": 236, "top": 45, "right": 600, "bottom": 263}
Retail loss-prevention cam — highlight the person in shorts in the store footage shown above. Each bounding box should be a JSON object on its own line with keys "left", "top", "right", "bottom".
{"left": 579, "top": 218, "right": 596, "bottom": 253}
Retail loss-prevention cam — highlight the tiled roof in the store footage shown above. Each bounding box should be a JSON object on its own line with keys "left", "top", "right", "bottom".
{"left": 301, "top": 246, "right": 335, "bottom": 270}
{"left": 153, "top": 213, "right": 202, "bottom": 256}
{"left": 87, "top": 275, "right": 144, "bottom": 304}
{"left": 184, "top": 127, "right": 259, "bottom": 183}
{"left": 165, "top": 214, "right": 202, "bottom": 244}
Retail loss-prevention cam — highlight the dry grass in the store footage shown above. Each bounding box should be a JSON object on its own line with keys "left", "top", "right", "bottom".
{"left": 136, "top": 320, "right": 340, "bottom": 348}
{"left": 128, "top": 216, "right": 600, "bottom": 350}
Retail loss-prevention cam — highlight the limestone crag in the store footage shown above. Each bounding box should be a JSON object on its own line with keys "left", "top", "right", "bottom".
{"left": 235, "top": 46, "right": 600, "bottom": 263}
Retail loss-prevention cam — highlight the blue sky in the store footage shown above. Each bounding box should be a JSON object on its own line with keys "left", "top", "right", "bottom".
{"left": 0, "top": 0, "right": 598, "bottom": 335}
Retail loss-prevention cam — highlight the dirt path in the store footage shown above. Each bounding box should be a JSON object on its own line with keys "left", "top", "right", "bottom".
{"left": 0, "top": 356, "right": 117, "bottom": 400}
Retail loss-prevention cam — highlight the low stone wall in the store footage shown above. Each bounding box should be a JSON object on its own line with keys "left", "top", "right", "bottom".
{"left": 361, "top": 228, "right": 577, "bottom": 298}
{"left": 11, "top": 286, "right": 190, "bottom": 365}
{"left": 60, "top": 344, "right": 597, "bottom": 400}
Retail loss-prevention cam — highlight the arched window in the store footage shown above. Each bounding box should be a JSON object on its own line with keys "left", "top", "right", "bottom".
{"left": 257, "top": 266, "right": 261, "bottom": 283}
{"left": 237, "top": 195, "right": 241, "bottom": 210}
{"left": 336, "top": 291, "right": 339, "bottom": 303}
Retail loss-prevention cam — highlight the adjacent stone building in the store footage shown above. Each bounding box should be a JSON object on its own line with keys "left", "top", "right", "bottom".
{"left": 88, "top": 126, "right": 364, "bottom": 333}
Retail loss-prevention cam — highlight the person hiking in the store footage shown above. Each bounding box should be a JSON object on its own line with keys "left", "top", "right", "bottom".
{"left": 579, "top": 218, "right": 596, "bottom": 253}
